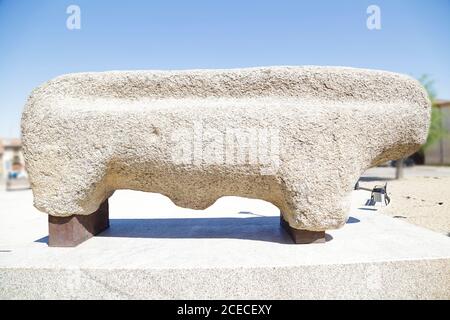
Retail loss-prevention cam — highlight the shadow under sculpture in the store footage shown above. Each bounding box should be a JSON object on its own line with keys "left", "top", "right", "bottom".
{"left": 21, "top": 66, "right": 431, "bottom": 247}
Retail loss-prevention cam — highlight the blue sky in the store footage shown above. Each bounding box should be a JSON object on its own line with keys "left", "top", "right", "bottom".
{"left": 1, "top": 0, "right": 449, "bottom": 138}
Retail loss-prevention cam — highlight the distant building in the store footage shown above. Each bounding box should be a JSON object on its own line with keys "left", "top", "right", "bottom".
{"left": 0, "top": 141, "right": 2, "bottom": 178}
{"left": 425, "top": 100, "right": 450, "bottom": 165}
{"left": 0, "top": 138, "right": 27, "bottom": 180}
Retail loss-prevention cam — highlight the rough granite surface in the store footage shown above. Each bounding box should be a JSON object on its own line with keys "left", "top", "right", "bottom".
{"left": 21, "top": 66, "right": 431, "bottom": 231}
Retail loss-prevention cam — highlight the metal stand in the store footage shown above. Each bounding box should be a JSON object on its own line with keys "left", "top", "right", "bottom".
{"left": 280, "top": 215, "right": 326, "bottom": 244}
{"left": 48, "top": 200, "right": 109, "bottom": 247}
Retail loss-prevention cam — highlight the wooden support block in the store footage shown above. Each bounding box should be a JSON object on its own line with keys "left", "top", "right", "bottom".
{"left": 48, "top": 200, "right": 109, "bottom": 247}
{"left": 280, "top": 214, "right": 326, "bottom": 244}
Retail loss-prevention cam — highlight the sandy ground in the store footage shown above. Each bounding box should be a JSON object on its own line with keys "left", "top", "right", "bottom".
{"left": 360, "top": 166, "right": 450, "bottom": 236}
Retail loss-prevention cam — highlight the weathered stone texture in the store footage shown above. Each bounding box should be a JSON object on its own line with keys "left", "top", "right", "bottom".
{"left": 21, "top": 66, "right": 430, "bottom": 231}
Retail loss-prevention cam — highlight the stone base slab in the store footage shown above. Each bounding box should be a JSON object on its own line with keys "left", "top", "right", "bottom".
{"left": 0, "top": 259, "right": 449, "bottom": 299}
{"left": 1, "top": 189, "right": 449, "bottom": 299}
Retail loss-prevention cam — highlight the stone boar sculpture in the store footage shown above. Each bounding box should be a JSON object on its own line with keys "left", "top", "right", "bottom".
{"left": 21, "top": 66, "right": 430, "bottom": 246}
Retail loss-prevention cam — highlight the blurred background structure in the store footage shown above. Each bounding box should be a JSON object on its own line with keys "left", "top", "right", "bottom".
{"left": 0, "top": 138, "right": 29, "bottom": 190}
{"left": 425, "top": 99, "right": 450, "bottom": 165}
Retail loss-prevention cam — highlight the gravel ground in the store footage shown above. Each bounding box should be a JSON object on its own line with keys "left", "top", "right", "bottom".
{"left": 359, "top": 167, "right": 450, "bottom": 236}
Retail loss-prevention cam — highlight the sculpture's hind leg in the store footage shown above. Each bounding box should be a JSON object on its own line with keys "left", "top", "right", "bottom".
{"left": 277, "top": 162, "right": 357, "bottom": 244}
{"left": 48, "top": 200, "right": 110, "bottom": 247}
